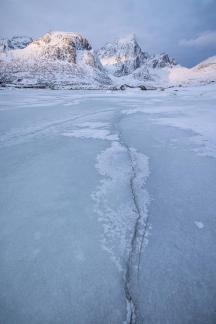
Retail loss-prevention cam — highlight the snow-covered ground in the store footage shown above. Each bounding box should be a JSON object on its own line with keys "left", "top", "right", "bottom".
{"left": 0, "top": 84, "right": 216, "bottom": 324}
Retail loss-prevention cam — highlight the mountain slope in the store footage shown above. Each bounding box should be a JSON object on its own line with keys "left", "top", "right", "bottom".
{"left": 169, "top": 56, "right": 216, "bottom": 86}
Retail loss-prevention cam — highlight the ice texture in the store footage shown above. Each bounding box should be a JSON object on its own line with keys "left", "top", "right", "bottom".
{"left": 0, "top": 84, "right": 216, "bottom": 323}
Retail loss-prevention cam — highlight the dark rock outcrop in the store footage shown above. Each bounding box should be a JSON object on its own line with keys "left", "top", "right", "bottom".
{"left": 0, "top": 36, "right": 33, "bottom": 52}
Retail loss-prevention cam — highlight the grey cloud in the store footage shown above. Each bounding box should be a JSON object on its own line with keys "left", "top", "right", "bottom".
{"left": 179, "top": 31, "right": 216, "bottom": 47}
{"left": 0, "top": 0, "right": 216, "bottom": 66}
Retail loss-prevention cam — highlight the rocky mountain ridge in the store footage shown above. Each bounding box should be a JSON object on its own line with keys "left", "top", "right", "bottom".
{"left": 0, "top": 32, "right": 111, "bottom": 89}
{"left": 0, "top": 32, "right": 215, "bottom": 89}
{"left": 97, "top": 33, "right": 149, "bottom": 77}
{"left": 97, "top": 34, "right": 176, "bottom": 78}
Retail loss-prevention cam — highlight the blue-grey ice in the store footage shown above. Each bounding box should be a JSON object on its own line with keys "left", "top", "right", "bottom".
{"left": 0, "top": 84, "right": 216, "bottom": 324}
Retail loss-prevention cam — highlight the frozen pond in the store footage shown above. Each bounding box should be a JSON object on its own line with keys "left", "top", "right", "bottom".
{"left": 0, "top": 85, "right": 216, "bottom": 323}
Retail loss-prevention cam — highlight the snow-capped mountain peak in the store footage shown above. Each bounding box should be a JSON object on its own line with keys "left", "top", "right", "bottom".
{"left": 0, "top": 31, "right": 111, "bottom": 89}
{"left": 7, "top": 31, "right": 92, "bottom": 63}
{"left": 0, "top": 36, "right": 33, "bottom": 52}
{"left": 0, "top": 31, "right": 215, "bottom": 89}
{"left": 30, "top": 31, "right": 92, "bottom": 60}
{"left": 97, "top": 34, "right": 177, "bottom": 81}
{"left": 97, "top": 33, "right": 148, "bottom": 77}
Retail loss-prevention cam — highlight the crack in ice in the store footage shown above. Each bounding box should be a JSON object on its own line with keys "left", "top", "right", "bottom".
{"left": 116, "top": 118, "right": 150, "bottom": 324}
{"left": 91, "top": 112, "right": 150, "bottom": 324}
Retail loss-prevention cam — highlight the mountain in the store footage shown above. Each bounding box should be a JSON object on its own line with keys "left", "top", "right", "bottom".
{"left": 0, "top": 31, "right": 215, "bottom": 89}
{"left": 97, "top": 35, "right": 175, "bottom": 75}
{"left": 97, "top": 33, "right": 149, "bottom": 77}
{"left": 0, "top": 36, "right": 33, "bottom": 52}
{"left": 169, "top": 56, "right": 216, "bottom": 86}
{"left": 97, "top": 34, "right": 177, "bottom": 88}
{"left": 0, "top": 32, "right": 111, "bottom": 89}
{"left": 146, "top": 53, "right": 176, "bottom": 69}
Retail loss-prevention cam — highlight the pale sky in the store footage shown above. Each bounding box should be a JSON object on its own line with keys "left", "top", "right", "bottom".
{"left": 0, "top": 0, "right": 216, "bottom": 66}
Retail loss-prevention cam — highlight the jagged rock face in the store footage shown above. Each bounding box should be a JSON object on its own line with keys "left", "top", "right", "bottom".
{"left": 30, "top": 32, "right": 92, "bottom": 63}
{"left": 0, "top": 36, "right": 33, "bottom": 52}
{"left": 147, "top": 53, "right": 176, "bottom": 69}
{"left": 97, "top": 34, "right": 149, "bottom": 77}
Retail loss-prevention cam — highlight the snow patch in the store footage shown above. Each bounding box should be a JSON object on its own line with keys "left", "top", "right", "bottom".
{"left": 62, "top": 122, "right": 118, "bottom": 141}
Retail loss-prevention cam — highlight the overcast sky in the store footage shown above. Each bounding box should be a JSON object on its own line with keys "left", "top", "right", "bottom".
{"left": 1, "top": 0, "right": 216, "bottom": 66}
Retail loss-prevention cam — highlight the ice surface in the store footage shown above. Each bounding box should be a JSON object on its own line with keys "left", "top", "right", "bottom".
{"left": 0, "top": 84, "right": 216, "bottom": 323}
